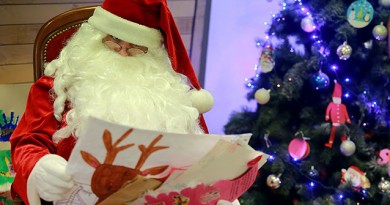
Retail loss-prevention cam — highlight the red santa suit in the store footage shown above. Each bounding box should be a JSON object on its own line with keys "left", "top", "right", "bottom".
{"left": 10, "top": 77, "right": 74, "bottom": 204}
{"left": 324, "top": 81, "right": 351, "bottom": 148}
{"left": 10, "top": 0, "right": 212, "bottom": 204}
{"left": 11, "top": 72, "right": 210, "bottom": 205}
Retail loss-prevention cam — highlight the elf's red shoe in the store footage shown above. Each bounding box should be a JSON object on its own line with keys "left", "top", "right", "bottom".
{"left": 325, "top": 142, "right": 333, "bottom": 148}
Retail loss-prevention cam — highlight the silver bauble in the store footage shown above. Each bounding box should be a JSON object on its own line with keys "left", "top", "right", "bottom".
{"left": 378, "top": 177, "right": 390, "bottom": 193}
{"left": 266, "top": 174, "right": 281, "bottom": 189}
{"left": 379, "top": 0, "right": 390, "bottom": 7}
{"left": 340, "top": 139, "right": 356, "bottom": 157}
{"left": 301, "top": 16, "right": 316, "bottom": 33}
{"left": 373, "top": 22, "right": 388, "bottom": 41}
{"left": 337, "top": 41, "right": 352, "bottom": 60}
{"left": 308, "top": 166, "right": 319, "bottom": 178}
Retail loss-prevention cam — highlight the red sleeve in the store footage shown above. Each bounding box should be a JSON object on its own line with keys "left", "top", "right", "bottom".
{"left": 10, "top": 76, "right": 59, "bottom": 204}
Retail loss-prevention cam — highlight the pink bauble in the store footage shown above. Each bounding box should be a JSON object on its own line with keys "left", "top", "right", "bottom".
{"left": 288, "top": 138, "right": 310, "bottom": 160}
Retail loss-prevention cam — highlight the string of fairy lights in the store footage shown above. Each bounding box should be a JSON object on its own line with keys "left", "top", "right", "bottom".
{"left": 243, "top": 0, "right": 390, "bottom": 202}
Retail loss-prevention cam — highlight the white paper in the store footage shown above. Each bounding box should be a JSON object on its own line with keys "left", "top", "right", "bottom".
{"left": 55, "top": 117, "right": 255, "bottom": 205}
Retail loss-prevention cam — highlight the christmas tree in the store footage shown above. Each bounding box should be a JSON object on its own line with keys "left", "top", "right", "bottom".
{"left": 224, "top": 0, "right": 390, "bottom": 204}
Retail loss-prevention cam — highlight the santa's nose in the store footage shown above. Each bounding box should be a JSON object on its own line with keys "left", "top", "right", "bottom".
{"left": 118, "top": 48, "right": 129, "bottom": 56}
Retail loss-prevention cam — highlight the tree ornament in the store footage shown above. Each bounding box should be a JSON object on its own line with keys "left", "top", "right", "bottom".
{"left": 308, "top": 166, "right": 319, "bottom": 178}
{"left": 254, "top": 88, "right": 270, "bottom": 104}
{"left": 337, "top": 41, "right": 352, "bottom": 60}
{"left": 324, "top": 80, "right": 351, "bottom": 149}
{"left": 377, "top": 148, "right": 390, "bottom": 165}
{"left": 379, "top": 0, "right": 390, "bottom": 7}
{"left": 378, "top": 177, "right": 390, "bottom": 193}
{"left": 341, "top": 166, "right": 370, "bottom": 189}
{"left": 372, "top": 22, "right": 388, "bottom": 40}
{"left": 363, "top": 39, "right": 373, "bottom": 49}
{"left": 300, "top": 16, "right": 316, "bottom": 32}
{"left": 259, "top": 42, "right": 275, "bottom": 73}
{"left": 288, "top": 131, "right": 310, "bottom": 160}
{"left": 340, "top": 138, "right": 356, "bottom": 157}
{"left": 361, "top": 174, "right": 371, "bottom": 189}
{"left": 347, "top": 0, "right": 374, "bottom": 28}
{"left": 310, "top": 71, "right": 330, "bottom": 90}
{"left": 266, "top": 174, "right": 282, "bottom": 189}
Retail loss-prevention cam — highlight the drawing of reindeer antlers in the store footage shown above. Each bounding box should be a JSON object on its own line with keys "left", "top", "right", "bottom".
{"left": 80, "top": 129, "right": 135, "bottom": 168}
{"left": 135, "top": 134, "right": 169, "bottom": 175}
{"left": 103, "top": 129, "right": 135, "bottom": 164}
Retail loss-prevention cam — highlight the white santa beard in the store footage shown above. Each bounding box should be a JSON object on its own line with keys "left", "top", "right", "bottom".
{"left": 46, "top": 24, "right": 203, "bottom": 143}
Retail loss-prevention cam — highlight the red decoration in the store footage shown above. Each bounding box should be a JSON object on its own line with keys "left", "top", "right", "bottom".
{"left": 341, "top": 166, "right": 371, "bottom": 189}
{"left": 324, "top": 80, "right": 351, "bottom": 148}
{"left": 288, "top": 132, "right": 310, "bottom": 160}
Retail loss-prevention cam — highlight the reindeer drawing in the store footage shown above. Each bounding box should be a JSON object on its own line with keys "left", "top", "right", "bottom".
{"left": 80, "top": 128, "right": 169, "bottom": 204}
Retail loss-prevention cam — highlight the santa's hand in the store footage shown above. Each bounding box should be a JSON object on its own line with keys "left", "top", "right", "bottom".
{"left": 217, "top": 199, "right": 241, "bottom": 205}
{"left": 27, "top": 154, "right": 75, "bottom": 203}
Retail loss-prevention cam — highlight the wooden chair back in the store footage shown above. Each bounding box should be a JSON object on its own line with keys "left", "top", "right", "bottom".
{"left": 33, "top": 6, "right": 96, "bottom": 81}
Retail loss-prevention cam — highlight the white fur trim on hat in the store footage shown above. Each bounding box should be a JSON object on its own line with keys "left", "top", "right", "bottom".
{"left": 188, "top": 89, "right": 214, "bottom": 113}
{"left": 88, "top": 7, "right": 163, "bottom": 48}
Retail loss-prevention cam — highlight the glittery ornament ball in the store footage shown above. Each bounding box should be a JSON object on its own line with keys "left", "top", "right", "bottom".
{"left": 372, "top": 23, "right": 388, "bottom": 41}
{"left": 337, "top": 42, "right": 352, "bottom": 60}
{"left": 266, "top": 174, "right": 281, "bottom": 189}
{"left": 340, "top": 139, "right": 356, "bottom": 157}
{"left": 378, "top": 178, "right": 390, "bottom": 193}
{"left": 310, "top": 72, "right": 330, "bottom": 90}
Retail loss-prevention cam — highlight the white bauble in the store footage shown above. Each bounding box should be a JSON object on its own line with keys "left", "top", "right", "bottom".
{"left": 379, "top": 0, "right": 390, "bottom": 7}
{"left": 301, "top": 16, "right": 316, "bottom": 33}
{"left": 373, "top": 22, "right": 388, "bottom": 40}
{"left": 254, "top": 88, "right": 270, "bottom": 104}
{"left": 340, "top": 139, "right": 356, "bottom": 157}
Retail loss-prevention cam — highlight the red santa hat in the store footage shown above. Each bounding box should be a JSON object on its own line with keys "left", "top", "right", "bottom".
{"left": 332, "top": 80, "right": 342, "bottom": 98}
{"left": 88, "top": 0, "right": 213, "bottom": 114}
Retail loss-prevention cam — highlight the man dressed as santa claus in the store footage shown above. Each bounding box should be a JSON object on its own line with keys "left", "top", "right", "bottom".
{"left": 10, "top": 0, "right": 239, "bottom": 204}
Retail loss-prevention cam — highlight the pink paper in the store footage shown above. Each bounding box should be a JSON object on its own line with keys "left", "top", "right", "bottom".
{"left": 144, "top": 157, "right": 260, "bottom": 205}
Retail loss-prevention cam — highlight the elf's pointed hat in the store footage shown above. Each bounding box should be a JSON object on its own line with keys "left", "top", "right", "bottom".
{"left": 332, "top": 80, "right": 342, "bottom": 98}
{"left": 88, "top": 0, "right": 201, "bottom": 90}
